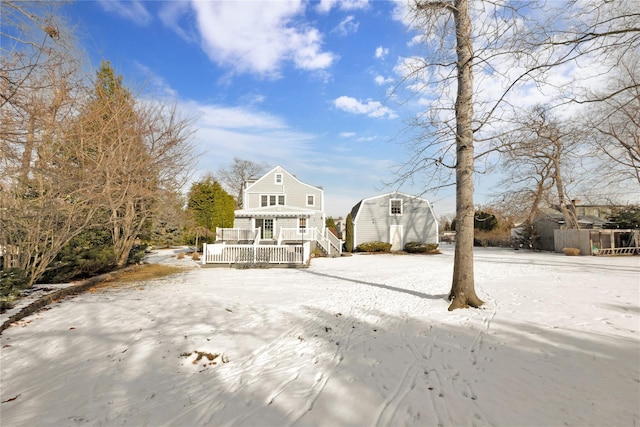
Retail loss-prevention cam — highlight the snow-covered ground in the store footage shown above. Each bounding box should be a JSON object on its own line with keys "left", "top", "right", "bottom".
{"left": 1, "top": 246, "right": 638, "bottom": 426}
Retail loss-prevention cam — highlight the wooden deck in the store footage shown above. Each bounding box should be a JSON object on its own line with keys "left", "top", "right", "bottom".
{"left": 202, "top": 242, "right": 311, "bottom": 266}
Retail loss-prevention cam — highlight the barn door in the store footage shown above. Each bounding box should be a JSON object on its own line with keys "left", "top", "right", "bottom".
{"left": 390, "top": 225, "right": 403, "bottom": 251}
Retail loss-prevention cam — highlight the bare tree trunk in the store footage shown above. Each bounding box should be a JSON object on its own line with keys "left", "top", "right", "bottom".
{"left": 552, "top": 157, "right": 580, "bottom": 229}
{"left": 448, "top": 0, "right": 483, "bottom": 311}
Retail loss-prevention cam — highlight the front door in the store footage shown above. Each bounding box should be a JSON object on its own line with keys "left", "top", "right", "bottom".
{"left": 390, "top": 225, "right": 403, "bottom": 251}
{"left": 256, "top": 218, "right": 274, "bottom": 239}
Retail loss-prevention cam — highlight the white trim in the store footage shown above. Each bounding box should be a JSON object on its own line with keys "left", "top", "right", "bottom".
{"left": 306, "top": 194, "right": 315, "bottom": 207}
{"left": 275, "top": 173, "right": 283, "bottom": 184}
{"left": 389, "top": 198, "right": 403, "bottom": 215}
{"left": 260, "top": 194, "right": 286, "bottom": 207}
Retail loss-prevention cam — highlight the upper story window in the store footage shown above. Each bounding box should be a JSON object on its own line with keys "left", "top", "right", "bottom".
{"left": 261, "top": 194, "right": 285, "bottom": 207}
{"left": 306, "top": 194, "right": 315, "bottom": 206}
{"left": 275, "top": 173, "right": 283, "bottom": 184}
{"left": 390, "top": 199, "right": 402, "bottom": 215}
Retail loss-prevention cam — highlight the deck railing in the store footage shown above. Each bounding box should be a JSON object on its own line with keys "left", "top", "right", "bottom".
{"left": 203, "top": 242, "right": 310, "bottom": 265}
{"left": 216, "top": 227, "right": 341, "bottom": 257}
{"left": 216, "top": 227, "right": 260, "bottom": 242}
{"left": 278, "top": 227, "right": 342, "bottom": 256}
{"left": 324, "top": 229, "right": 343, "bottom": 255}
{"left": 278, "top": 227, "right": 319, "bottom": 242}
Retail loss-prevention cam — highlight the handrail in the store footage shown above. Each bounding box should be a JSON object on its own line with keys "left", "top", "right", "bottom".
{"left": 324, "top": 229, "right": 343, "bottom": 255}
{"left": 216, "top": 227, "right": 256, "bottom": 242}
{"left": 219, "top": 227, "right": 340, "bottom": 256}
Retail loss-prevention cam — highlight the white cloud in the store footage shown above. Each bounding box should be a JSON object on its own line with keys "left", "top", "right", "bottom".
{"left": 133, "top": 63, "right": 178, "bottom": 99}
{"left": 190, "top": 1, "right": 335, "bottom": 76}
{"left": 374, "top": 46, "right": 389, "bottom": 59}
{"left": 374, "top": 75, "right": 393, "bottom": 86}
{"left": 316, "top": 0, "right": 370, "bottom": 14}
{"left": 158, "top": 1, "right": 196, "bottom": 42}
{"left": 340, "top": 132, "right": 356, "bottom": 138}
{"left": 98, "top": 0, "right": 152, "bottom": 26}
{"left": 176, "top": 100, "right": 320, "bottom": 176}
{"left": 357, "top": 135, "right": 377, "bottom": 142}
{"left": 334, "top": 96, "right": 397, "bottom": 119}
{"left": 333, "top": 16, "right": 359, "bottom": 36}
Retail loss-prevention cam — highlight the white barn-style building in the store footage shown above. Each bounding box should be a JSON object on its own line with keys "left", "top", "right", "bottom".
{"left": 349, "top": 192, "right": 438, "bottom": 251}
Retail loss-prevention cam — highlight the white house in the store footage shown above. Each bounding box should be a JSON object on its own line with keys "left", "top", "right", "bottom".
{"left": 349, "top": 192, "right": 438, "bottom": 251}
{"left": 212, "top": 166, "right": 342, "bottom": 260}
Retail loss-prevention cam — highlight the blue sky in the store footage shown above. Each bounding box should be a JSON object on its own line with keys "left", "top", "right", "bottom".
{"left": 63, "top": 0, "right": 468, "bottom": 218}
{"left": 62, "top": 0, "right": 638, "bottom": 218}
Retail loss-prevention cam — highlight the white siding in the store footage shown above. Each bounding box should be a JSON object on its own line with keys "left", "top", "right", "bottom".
{"left": 353, "top": 193, "right": 438, "bottom": 249}
{"left": 244, "top": 166, "right": 323, "bottom": 212}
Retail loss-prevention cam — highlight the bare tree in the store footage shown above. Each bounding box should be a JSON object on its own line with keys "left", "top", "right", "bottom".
{"left": 73, "top": 61, "right": 195, "bottom": 266}
{"left": 214, "top": 157, "right": 270, "bottom": 209}
{"left": 497, "top": 106, "right": 583, "bottom": 229}
{"left": 405, "top": 0, "right": 494, "bottom": 310}
{"left": 397, "top": 0, "right": 638, "bottom": 310}
{"left": 0, "top": 1, "right": 96, "bottom": 285}
{"left": 589, "top": 55, "right": 640, "bottom": 187}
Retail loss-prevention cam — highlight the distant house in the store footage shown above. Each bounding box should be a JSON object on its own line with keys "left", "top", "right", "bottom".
{"left": 531, "top": 208, "right": 608, "bottom": 251}
{"left": 209, "top": 166, "right": 342, "bottom": 264}
{"left": 528, "top": 201, "right": 639, "bottom": 254}
{"left": 349, "top": 192, "right": 438, "bottom": 251}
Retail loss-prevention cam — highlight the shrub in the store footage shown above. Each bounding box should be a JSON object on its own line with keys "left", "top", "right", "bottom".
{"left": 127, "top": 244, "right": 148, "bottom": 265}
{"left": 473, "top": 229, "right": 513, "bottom": 248}
{"left": 40, "top": 228, "right": 117, "bottom": 283}
{"left": 562, "top": 247, "right": 580, "bottom": 256}
{"left": 356, "top": 241, "right": 392, "bottom": 253}
{"left": 404, "top": 242, "right": 440, "bottom": 254}
{"left": 191, "top": 252, "right": 201, "bottom": 261}
{"left": 0, "top": 269, "right": 28, "bottom": 312}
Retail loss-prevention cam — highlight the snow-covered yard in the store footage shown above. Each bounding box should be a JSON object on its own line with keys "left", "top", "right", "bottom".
{"left": 1, "top": 247, "right": 638, "bottom": 426}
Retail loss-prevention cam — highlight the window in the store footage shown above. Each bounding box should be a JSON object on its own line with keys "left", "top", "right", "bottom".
{"left": 275, "top": 173, "right": 283, "bottom": 184}
{"left": 299, "top": 217, "right": 307, "bottom": 231}
{"left": 260, "top": 194, "right": 285, "bottom": 207}
{"left": 390, "top": 199, "right": 402, "bottom": 215}
{"left": 307, "top": 194, "right": 315, "bottom": 206}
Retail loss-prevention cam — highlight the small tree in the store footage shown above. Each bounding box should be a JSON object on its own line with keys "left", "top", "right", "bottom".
{"left": 325, "top": 217, "right": 336, "bottom": 229}
{"left": 345, "top": 213, "right": 354, "bottom": 253}
{"left": 187, "top": 178, "right": 235, "bottom": 233}
{"left": 214, "top": 158, "right": 270, "bottom": 208}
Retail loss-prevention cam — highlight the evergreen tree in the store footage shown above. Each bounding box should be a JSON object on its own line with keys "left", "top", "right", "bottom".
{"left": 605, "top": 205, "right": 640, "bottom": 229}
{"left": 474, "top": 211, "right": 498, "bottom": 231}
{"left": 345, "top": 213, "right": 354, "bottom": 252}
{"left": 187, "top": 178, "right": 235, "bottom": 232}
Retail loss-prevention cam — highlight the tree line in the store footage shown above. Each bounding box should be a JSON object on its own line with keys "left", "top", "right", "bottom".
{"left": 0, "top": 1, "right": 276, "bottom": 300}
{"left": 398, "top": 0, "right": 639, "bottom": 310}
{"left": 0, "top": 2, "right": 197, "bottom": 298}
